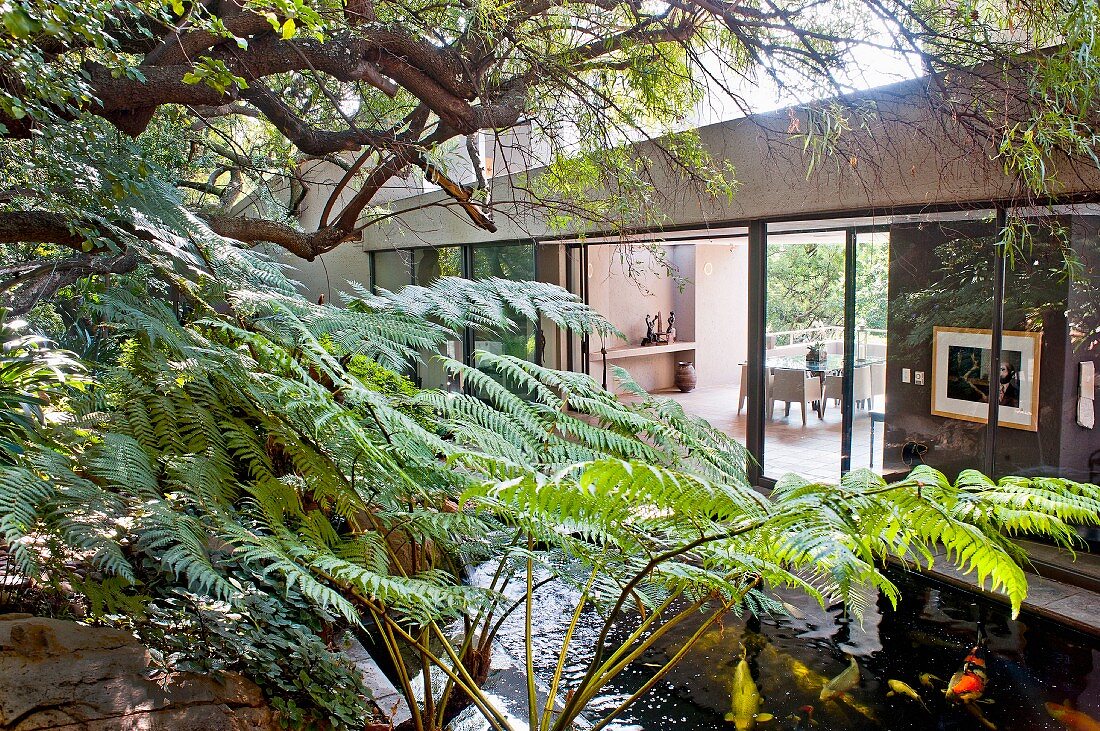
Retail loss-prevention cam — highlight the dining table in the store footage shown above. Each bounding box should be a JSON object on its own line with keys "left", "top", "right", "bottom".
{"left": 764, "top": 353, "right": 885, "bottom": 374}
{"left": 764, "top": 354, "right": 886, "bottom": 417}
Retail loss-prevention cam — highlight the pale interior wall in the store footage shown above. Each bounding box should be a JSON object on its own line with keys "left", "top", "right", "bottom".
{"left": 670, "top": 245, "right": 696, "bottom": 344}
{"left": 693, "top": 242, "right": 749, "bottom": 386}
{"left": 583, "top": 241, "right": 746, "bottom": 392}
{"left": 586, "top": 244, "right": 675, "bottom": 391}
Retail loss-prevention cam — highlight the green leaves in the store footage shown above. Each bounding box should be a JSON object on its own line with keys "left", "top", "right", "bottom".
{"left": 0, "top": 309, "right": 85, "bottom": 463}
{"left": 2, "top": 5, "right": 40, "bottom": 39}
{"left": 180, "top": 57, "right": 247, "bottom": 92}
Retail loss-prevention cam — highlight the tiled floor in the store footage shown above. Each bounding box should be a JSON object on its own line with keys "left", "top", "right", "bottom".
{"left": 651, "top": 382, "right": 885, "bottom": 483}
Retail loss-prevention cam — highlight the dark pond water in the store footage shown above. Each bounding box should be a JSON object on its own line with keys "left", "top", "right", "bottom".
{"left": 461, "top": 568, "right": 1100, "bottom": 731}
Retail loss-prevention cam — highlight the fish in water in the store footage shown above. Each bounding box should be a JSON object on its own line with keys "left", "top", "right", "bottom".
{"left": 945, "top": 644, "right": 989, "bottom": 704}
{"left": 762, "top": 646, "right": 830, "bottom": 696}
{"left": 919, "top": 673, "right": 943, "bottom": 689}
{"left": 820, "top": 656, "right": 860, "bottom": 702}
{"left": 761, "top": 647, "right": 875, "bottom": 723}
{"left": 964, "top": 702, "right": 998, "bottom": 730}
{"left": 725, "top": 650, "right": 774, "bottom": 730}
{"left": 886, "top": 679, "right": 930, "bottom": 712}
{"left": 1046, "top": 701, "right": 1100, "bottom": 731}
{"left": 784, "top": 705, "right": 817, "bottom": 729}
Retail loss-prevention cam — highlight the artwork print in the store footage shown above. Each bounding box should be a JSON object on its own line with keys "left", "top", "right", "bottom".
{"left": 931, "top": 327, "right": 1041, "bottom": 431}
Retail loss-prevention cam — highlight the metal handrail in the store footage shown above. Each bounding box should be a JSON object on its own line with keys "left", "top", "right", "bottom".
{"left": 766, "top": 325, "right": 886, "bottom": 347}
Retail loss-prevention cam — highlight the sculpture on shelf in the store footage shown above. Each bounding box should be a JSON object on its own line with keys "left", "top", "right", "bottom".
{"left": 643, "top": 314, "right": 657, "bottom": 346}
{"left": 652, "top": 311, "right": 669, "bottom": 345}
{"left": 643, "top": 311, "right": 679, "bottom": 345}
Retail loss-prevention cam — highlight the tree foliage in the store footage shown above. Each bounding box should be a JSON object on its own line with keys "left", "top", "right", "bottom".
{"left": 3, "top": 1, "right": 1100, "bottom": 730}
{"left": 2, "top": 0, "right": 1100, "bottom": 309}
{"left": 766, "top": 237, "right": 888, "bottom": 335}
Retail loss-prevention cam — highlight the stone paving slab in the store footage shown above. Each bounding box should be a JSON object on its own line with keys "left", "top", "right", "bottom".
{"left": 340, "top": 635, "right": 413, "bottom": 727}
{"left": 1041, "top": 591, "right": 1100, "bottom": 630}
{"left": 1019, "top": 575, "right": 1083, "bottom": 607}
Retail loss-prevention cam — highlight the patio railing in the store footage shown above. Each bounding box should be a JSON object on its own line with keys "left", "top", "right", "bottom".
{"left": 765, "top": 326, "right": 886, "bottom": 348}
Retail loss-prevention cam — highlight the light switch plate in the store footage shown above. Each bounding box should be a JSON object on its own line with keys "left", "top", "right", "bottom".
{"left": 901, "top": 368, "right": 911, "bottom": 383}
{"left": 914, "top": 371, "right": 925, "bottom": 386}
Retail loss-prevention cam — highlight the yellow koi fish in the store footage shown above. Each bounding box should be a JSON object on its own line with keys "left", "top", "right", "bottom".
{"left": 919, "top": 673, "right": 942, "bottom": 689}
{"left": 1046, "top": 701, "right": 1100, "bottom": 731}
{"left": 761, "top": 646, "right": 830, "bottom": 696}
{"left": 725, "top": 653, "right": 774, "bottom": 730}
{"left": 887, "top": 679, "right": 930, "bottom": 712}
{"left": 820, "top": 656, "right": 860, "bottom": 702}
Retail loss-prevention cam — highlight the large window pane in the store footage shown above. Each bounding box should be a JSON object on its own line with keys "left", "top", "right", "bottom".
{"left": 995, "top": 213, "right": 1100, "bottom": 480}
{"left": 369, "top": 250, "right": 417, "bottom": 379}
{"left": 853, "top": 230, "right": 890, "bottom": 473}
{"left": 371, "top": 249, "right": 413, "bottom": 292}
{"left": 883, "top": 217, "right": 997, "bottom": 479}
{"left": 413, "top": 247, "right": 464, "bottom": 390}
{"left": 472, "top": 244, "right": 537, "bottom": 362}
{"left": 413, "top": 246, "right": 462, "bottom": 284}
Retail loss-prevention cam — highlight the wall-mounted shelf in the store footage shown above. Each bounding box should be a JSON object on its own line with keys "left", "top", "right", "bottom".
{"left": 590, "top": 341, "right": 697, "bottom": 361}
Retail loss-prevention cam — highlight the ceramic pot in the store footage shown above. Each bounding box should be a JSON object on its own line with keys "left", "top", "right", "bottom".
{"left": 675, "top": 362, "right": 697, "bottom": 392}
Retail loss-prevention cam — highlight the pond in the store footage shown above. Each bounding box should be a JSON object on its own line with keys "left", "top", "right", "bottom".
{"left": 457, "top": 568, "right": 1100, "bottom": 731}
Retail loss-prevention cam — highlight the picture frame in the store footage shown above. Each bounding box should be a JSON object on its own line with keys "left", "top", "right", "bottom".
{"left": 931, "top": 326, "right": 1042, "bottom": 431}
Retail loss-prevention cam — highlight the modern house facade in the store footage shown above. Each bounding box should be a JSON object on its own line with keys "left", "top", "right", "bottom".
{"left": 278, "top": 73, "right": 1100, "bottom": 487}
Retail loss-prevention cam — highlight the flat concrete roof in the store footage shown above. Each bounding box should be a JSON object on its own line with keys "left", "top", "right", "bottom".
{"left": 362, "top": 72, "right": 1100, "bottom": 251}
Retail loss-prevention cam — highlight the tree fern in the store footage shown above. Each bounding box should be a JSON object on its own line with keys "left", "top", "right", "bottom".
{"left": 2, "top": 177, "right": 1100, "bottom": 731}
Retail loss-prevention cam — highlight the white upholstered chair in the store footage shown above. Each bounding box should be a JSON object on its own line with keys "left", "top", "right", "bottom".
{"left": 769, "top": 369, "right": 823, "bottom": 425}
{"left": 824, "top": 365, "right": 872, "bottom": 410}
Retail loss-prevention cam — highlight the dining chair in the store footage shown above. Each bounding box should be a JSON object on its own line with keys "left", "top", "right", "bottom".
{"left": 769, "top": 368, "right": 823, "bottom": 425}
{"left": 737, "top": 363, "right": 747, "bottom": 415}
{"left": 869, "top": 362, "right": 886, "bottom": 408}
{"left": 824, "top": 365, "right": 872, "bottom": 411}
{"left": 738, "top": 364, "right": 774, "bottom": 415}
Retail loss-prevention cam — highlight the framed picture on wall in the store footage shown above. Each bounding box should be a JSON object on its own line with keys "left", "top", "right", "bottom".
{"left": 931, "top": 327, "right": 1042, "bottom": 431}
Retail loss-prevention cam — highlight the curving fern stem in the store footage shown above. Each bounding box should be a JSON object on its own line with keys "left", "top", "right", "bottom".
{"left": 1, "top": 179, "right": 1099, "bottom": 731}
{"left": 443, "top": 456, "right": 1100, "bottom": 731}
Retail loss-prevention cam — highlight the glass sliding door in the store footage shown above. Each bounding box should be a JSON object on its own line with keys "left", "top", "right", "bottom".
{"left": 852, "top": 229, "right": 890, "bottom": 472}
{"left": 881, "top": 214, "right": 998, "bottom": 479}
{"left": 762, "top": 229, "right": 846, "bottom": 482}
{"left": 564, "top": 244, "right": 587, "bottom": 375}
{"left": 992, "top": 211, "right": 1096, "bottom": 480}
{"left": 1039, "top": 210, "right": 1100, "bottom": 483}
{"left": 758, "top": 214, "right": 997, "bottom": 484}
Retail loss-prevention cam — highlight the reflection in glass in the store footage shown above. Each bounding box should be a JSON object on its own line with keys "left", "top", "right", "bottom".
{"left": 371, "top": 249, "right": 414, "bottom": 292}
{"left": 884, "top": 217, "right": 997, "bottom": 479}
{"left": 369, "top": 250, "right": 418, "bottom": 379}
{"left": 412, "top": 247, "right": 464, "bottom": 390}
{"left": 414, "top": 246, "right": 462, "bottom": 285}
{"left": 855, "top": 230, "right": 890, "bottom": 473}
{"left": 995, "top": 214, "right": 1099, "bottom": 480}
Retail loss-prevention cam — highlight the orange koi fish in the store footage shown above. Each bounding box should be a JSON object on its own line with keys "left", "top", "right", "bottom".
{"left": 945, "top": 644, "right": 988, "bottom": 704}
{"left": 1046, "top": 701, "right": 1100, "bottom": 731}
